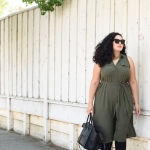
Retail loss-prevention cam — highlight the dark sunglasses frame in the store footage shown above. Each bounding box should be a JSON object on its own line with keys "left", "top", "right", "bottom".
{"left": 114, "top": 39, "right": 125, "bottom": 44}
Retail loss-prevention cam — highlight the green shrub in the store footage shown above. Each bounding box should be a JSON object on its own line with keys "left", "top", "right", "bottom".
{"left": 22, "top": 0, "right": 63, "bottom": 15}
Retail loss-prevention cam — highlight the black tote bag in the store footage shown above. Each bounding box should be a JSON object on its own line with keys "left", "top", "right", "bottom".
{"left": 77, "top": 113, "right": 105, "bottom": 150}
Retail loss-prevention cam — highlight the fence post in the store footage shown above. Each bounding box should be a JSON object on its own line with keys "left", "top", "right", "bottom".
{"left": 5, "top": 17, "right": 13, "bottom": 131}
{"left": 23, "top": 114, "right": 29, "bottom": 135}
{"left": 69, "top": 124, "right": 78, "bottom": 150}
{"left": 41, "top": 13, "right": 50, "bottom": 142}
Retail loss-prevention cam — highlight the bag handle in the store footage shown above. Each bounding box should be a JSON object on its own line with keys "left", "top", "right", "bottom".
{"left": 89, "top": 113, "right": 93, "bottom": 124}
{"left": 86, "top": 113, "right": 93, "bottom": 124}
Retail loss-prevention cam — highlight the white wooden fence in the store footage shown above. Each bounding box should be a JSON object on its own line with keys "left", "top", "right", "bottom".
{"left": 0, "top": 0, "right": 150, "bottom": 149}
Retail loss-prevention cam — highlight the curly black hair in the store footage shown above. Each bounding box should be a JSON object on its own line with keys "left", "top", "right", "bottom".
{"left": 93, "top": 32, "right": 126, "bottom": 67}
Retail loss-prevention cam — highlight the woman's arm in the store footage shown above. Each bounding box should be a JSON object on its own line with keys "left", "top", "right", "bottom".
{"left": 128, "top": 56, "right": 140, "bottom": 116}
{"left": 87, "top": 63, "right": 101, "bottom": 114}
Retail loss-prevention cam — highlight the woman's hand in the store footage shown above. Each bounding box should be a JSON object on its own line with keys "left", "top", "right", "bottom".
{"left": 135, "top": 104, "right": 140, "bottom": 116}
{"left": 87, "top": 103, "right": 94, "bottom": 115}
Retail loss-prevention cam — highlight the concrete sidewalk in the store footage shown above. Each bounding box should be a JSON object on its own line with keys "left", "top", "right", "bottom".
{"left": 0, "top": 129, "right": 65, "bottom": 150}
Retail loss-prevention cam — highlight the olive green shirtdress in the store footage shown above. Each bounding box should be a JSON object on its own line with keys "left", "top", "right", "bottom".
{"left": 93, "top": 54, "right": 136, "bottom": 144}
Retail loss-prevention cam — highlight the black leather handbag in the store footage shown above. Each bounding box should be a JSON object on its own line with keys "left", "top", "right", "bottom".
{"left": 77, "top": 113, "right": 106, "bottom": 150}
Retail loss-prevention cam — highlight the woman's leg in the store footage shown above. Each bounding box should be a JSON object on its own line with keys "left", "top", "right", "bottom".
{"left": 101, "top": 142, "right": 112, "bottom": 150}
{"left": 102, "top": 113, "right": 117, "bottom": 150}
{"left": 105, "top": 142, "right": 113, "bottom": 150}
{"left": 113, "top": 113, "right": 126, "bottom": 150}
{"left": 115, "top": 141, "right": 126, "bottom": 150}
{"left": 100, "top": 113, "right": 126, "bottom": 150}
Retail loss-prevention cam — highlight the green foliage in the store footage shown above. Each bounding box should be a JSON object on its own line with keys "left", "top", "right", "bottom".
{"left": 0, "top": 0, "right": 8, "bottom": 16}
{"left": 22, "top": 0, "right": 63, "bottom": 15}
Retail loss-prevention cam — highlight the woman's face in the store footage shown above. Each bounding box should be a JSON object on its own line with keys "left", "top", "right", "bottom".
{"left": 112, "top": 35, "right": 125, "bottom": 52}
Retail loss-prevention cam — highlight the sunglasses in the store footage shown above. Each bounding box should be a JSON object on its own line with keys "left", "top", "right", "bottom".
{"left": 114, "top": 39, "right": 125, "bottom": 44}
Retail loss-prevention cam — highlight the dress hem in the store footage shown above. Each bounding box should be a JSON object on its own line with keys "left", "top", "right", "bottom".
{"left": 102, "top": 135, "right": 136, "bottom": 144}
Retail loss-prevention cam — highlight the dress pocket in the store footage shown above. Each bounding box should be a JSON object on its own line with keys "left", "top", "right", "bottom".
{"left": 120, "top": 62, "right": 130, "bottom": 67}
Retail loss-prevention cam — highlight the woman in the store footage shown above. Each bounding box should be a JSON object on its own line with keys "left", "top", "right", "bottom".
{"left": 87, "top": 32, "right": 140, "bottom": 150}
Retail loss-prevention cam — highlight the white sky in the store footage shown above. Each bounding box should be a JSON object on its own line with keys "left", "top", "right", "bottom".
{"left": 1, "top": 0, "right": 36, "bottom": 17}
{"left": 7, "top": 0, "right": 26, "bottom": 5}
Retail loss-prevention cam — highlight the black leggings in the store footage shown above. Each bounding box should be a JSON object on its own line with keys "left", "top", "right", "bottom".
{"left": 104, "top": 141, "right": 126, "bottom": 150}
{"left": 101, "top": 114, "right": 126, "bottom": 150}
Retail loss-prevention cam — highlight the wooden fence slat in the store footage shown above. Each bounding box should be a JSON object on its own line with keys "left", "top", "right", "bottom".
{"left": 39, "top": 12, "right": 49, "bottom": 142}
{"left": 110, "top": 0, "right": 115, "bottom": 32}
{"left": 12, "top": 15, "right": 17, "bottom": 96}
{"left": 9, "top": 17, "right": 12, "bottom": 96}
{"left": 1, "top": 20, "right": 5, "bottom": 95}
{"left": 69, "top": 0, "right": 77, "bottom": 102}
{"left": 17, "top": 14, "right": 22, "bottom": 97}
{"left": 5, "top": 18, "right": 9, "bottom": 95}
{"left": 22, "top": 12, "right": 28, "bottom": 97}
{"left": 61, "top": 0, "right": 70, "bottom": 102}
{"left": 115, "top": 0, "right": 127, "bottom": 39}
{"left": 39, "top": 13, "right": 49, "bottom": 99}
{"left": 139, "top": 0, "right": 150, "bottom": 110}
{"left": 54, "top": 6, "right": 62, "bottom": 101}
{"left": 127, "top": 0, "right": 139, "bottom": 80}
{"left": 85, "top": 0, "right": 95, "bottom": 103}
{"left": 77, "top": 0, "right": 86, "bottom": 103}
{"left": 48, "top": 10, "right": 55, "bottom": 100}
{"left": 95, "top": 0, "right": 111, "bottom": 44}
{"left": 33, "top": 8, "right": 40, "bottom": 98}
{"left": 28, "top": 10, "right": 33, "bottom": 98}
{"left": 0, "top": 21, "right": 2, "bottom": 94}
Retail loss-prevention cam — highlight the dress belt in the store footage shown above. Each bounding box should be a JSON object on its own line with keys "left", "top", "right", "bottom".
{"left": 100, "top": 81, "right": 132, "bottom": 116}
{"left": 100, "top": 81, "right": 129, "bottom": 86}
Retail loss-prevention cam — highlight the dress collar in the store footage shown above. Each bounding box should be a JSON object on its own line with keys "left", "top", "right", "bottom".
{"left": 120, "top": 53, "right": 124, "bottom": 59}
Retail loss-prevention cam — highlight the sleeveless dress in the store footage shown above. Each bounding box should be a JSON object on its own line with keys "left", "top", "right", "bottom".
{"left": 93, "top": 54, "right": 136, "bottom": 144}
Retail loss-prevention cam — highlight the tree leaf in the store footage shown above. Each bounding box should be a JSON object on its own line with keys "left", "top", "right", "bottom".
{"left": 22, "top": 0, "right": 63, "bottom": 14}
